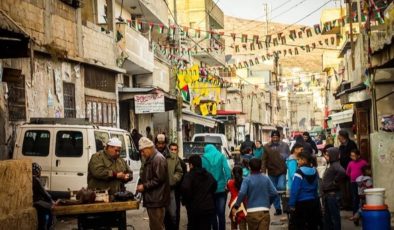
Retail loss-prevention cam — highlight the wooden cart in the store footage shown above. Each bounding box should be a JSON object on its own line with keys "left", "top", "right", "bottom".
{"left": 53, "top": 201, "right": 139, "bottom": 230}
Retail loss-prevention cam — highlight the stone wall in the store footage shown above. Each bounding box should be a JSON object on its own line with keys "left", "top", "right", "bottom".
{"left": 82, "top": 21, "right": 116, "bottom": 67}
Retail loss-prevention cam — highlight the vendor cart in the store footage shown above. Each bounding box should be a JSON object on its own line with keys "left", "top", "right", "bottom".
{"left": 53, "top": 201, "right": 139, "bottom": 230}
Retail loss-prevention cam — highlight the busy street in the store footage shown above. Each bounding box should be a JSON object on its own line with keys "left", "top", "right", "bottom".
{"left": 1, "top": 0, "right": 394, "bottom": 229}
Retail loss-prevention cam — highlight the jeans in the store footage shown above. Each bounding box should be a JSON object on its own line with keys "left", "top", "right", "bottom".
{"left": 269, "top": 174, "right": 286, "bottom": 211}
{"left": 351, "top": 182, "right": 360, "bottom": 215}
{"left": 211, "top": 192, "right": 227, "bottom": 230}
{"left": 165, "top": 190, "right": 177, "bottom": 230}
{"left": 323, "top": 192, "right": 341, "bottom": 230}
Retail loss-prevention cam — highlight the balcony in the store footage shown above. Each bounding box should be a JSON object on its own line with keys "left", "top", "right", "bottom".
{"left": 206, "top": 0, "right": 224, "bottom": 29}
{"left": 117, "top": 23, "right": 154, "bottom": 74}
{"left": 193, "top": 38, "right": 225, "bottom": 66}
{"left": 116, "top": 0, "right": 168, "bottom": 26}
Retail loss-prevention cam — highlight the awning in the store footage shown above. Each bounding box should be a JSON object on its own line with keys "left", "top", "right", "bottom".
{"left": 329, "top": 109, "right": 354, "bottom": 126}
{"left": 182, "top": 109, "right": 222, "bottom": 128}
{"left": 0, "top": 9, "right": 30, "bottom": 58}
{"left": 216, "top": 110, "right": 243, "bottom": 115}
{"left": 118, "top": 87, "right": 177, "bottom": 111}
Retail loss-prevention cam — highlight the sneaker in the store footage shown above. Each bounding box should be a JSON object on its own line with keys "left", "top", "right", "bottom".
{"left": 274, "top": 209, "right": 283, "bottom": 216}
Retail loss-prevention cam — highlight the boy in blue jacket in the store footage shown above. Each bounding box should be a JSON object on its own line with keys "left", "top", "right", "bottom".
{"left": 289, "top": 152, "right": 321, "bottom": 230}
{"left": 232, "top": 158, "right": 277, "bottom": 230}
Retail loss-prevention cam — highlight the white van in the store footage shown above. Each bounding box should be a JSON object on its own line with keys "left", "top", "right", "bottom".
{"left": 13, "top": 118, "right": 141, "bottom": 192}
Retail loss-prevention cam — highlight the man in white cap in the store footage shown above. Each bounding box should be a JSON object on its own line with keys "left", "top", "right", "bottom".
{"left": 155, "top": 133, "right": 170, "bottom": 157}
{"left": 137, "top": 137, "right": 170, "bottom": 230}
{"left": 88, "top": 137, "right": 133, "bottom": 194}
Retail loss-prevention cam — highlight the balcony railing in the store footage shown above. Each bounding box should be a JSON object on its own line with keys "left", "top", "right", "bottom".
{"left": 117, "top": 23, "right": 154, "bottom": 74}
{"left": 206, "top": 0, "right": 224, "bottom": 29}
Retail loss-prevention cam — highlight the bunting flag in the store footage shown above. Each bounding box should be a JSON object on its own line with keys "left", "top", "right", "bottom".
{"left": 314, "top": 24, "right": 321, "bottom": 34}
{"left": 306, "top": 28, "right": 312, "bottom": 37}
{"left": 257, "top": 42, "right": 263, "bottom": 49}
{"left": 158, "top": 24, "right": 164, "bottom": 33}
{"left": 331, "top": 36, "right": 336, "bottom": 45}
{"left": 273, "top": 38, "right": 279, "bottom": 46}
{"left": 250, "top": 43, "right": 255, "bottom": 51}
{"left": 294, "top": 47, "right": 299, "bottom": 55}
{"left": 297, "top": 31, "right": 303, "bottom": 39}
{"left": 281, "top": 36, "right": 286, "bottom": 45}
{"left": 242, "top": 34, "right": 248, "bottom": 43}
{"left": 148, "top": 22, "right": 154, "bottom": 32}
{"left": 195, "top": 29, "right": 201, "bottom": 38}
{"left": 254, "top": 57, "right": 260, "bottom": 64}
{"left": 253, "top": 35, "right": 259, "bottom": 43}
{"left": 289, "top": 30, "right": 296, "bottom": 40}
{"left": 235, "top": 45, "right": 240, "bottom": 52}
{"left": 231, "top": 33, "right": 236, "bottom": 42}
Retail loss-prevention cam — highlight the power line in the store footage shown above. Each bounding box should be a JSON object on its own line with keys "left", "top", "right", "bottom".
{"left": 271, "top": 0, "right": 309, "bottom": 20}
{"left": 268, "top": 0, "right": 333, "bottom": 36}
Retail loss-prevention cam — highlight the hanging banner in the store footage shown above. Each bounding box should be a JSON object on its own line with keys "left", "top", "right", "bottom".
{"left": 134, "top": 94, "right": 165, "bottom": 114}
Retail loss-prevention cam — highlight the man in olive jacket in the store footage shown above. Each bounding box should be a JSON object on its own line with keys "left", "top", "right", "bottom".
{"left": 88, "top": 138, "right": 133, "bottom": 195}
{"left": 165, "top": 143, "right": 184, "bottom": 230}
{"left": 137, "top": 137, "right": 170, "bottom": 230}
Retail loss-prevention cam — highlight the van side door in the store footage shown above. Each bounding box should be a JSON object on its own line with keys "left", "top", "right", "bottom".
{"left": 51, "top": 129, "right": 88, "bottom": 191}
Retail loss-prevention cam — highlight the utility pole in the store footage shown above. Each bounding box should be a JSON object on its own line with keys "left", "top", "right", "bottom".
{"left": 347, "top": 0, "right": 355, "bottom": 70}
{"left": 172, "top": 0, "right": 184, "bottom": 157}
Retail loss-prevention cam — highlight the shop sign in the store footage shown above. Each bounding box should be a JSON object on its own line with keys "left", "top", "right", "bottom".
{"left": 134, "top": 94, "right": 165, "bottom": 114}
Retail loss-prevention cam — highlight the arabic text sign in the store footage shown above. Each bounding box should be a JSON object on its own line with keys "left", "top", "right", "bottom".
{"left": 134, "top": 94, "right": 165, "bottom": 114}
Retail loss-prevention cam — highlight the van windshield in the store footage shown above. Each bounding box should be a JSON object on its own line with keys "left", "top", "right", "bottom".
{"left": 94, "top": 131, "right": 109, "bottom": 152}
{"left": 195, "top": 136, "right": 222, "bottom": 144}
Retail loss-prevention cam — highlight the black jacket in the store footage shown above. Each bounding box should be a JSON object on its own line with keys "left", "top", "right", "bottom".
{"left": 240, "top": 139, "right": 256, "bottom": 154}
{"left": 181, "top": 167, "right": 217, "bottom": 214}
{"left": 321, "top": 148, "right": 346, "bottom": 193}
{"left": 141, "top": 151, "right": 170, "bottom": 208}
{"left": 339, "top": 139, "right": 358, "bottom": 169}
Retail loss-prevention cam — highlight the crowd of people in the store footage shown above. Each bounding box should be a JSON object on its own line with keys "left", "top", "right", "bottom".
{"left": 32, "top": 126, "right": 371, "bottom": 230}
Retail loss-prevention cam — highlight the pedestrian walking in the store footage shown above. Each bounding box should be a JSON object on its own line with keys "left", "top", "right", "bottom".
{"left": 227, "top": 166, "right": 247, "bottom": 230}
{"left": 253, "top": 140, "right": 264, "bottom": 159}
{"left": 181, "top": 154, "right": 217, "bottom": 230}
{"left": 262, "top": 130, "right": 289, "bottom": 216}
{"left": 155, "top": 133, "right": 170, "bottom": 157}
{"left": 346, "top": 149, "right": 368, "bottom": 220}
{"left": 288, "top": 152, "right": 321, "bottom": 230}
{"left": 137, "top": 137, "right": 170, "bottom": 230}
{"left": 232, "top": 158, "right": 278, "bottom": 230}
{"left": 338, "top": 130, "right": 358, "bottom": 210}
{"left": 146, "top": 126, "right": 154, "bottom": 141}
{"left": 164, "top": 143, "right": 184, "bottom": 230}
{"left": 303, "top": 132, "right": 319, "bottom": 155}
{"left": 321, "top": 147, "right": 346, "bottom": 230}
{"left": 202, "top": 144, "right": 231, "bottom": 230}
{"left": 286, "top": 143, "right": 304, "bottom": 191}
{"left": 240, "top": 134, "right": 256, "bottom": 154}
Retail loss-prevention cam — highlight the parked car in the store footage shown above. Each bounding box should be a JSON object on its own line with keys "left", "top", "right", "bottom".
{"left": 13, "top": 118, "right": 140, "bottom": 192}
{"left": 188, "top": 133, "right": 233, "bottom": 166}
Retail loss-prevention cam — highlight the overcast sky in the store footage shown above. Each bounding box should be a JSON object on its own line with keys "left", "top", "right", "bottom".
{"left": 217, "top": 0, "right": 342, "bottom": 26}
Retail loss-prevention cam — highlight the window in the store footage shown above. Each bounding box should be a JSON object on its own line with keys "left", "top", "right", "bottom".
{"left": 2, "top": 68, "right": 26, "bottom": 121}
{"left": 84, "top": 65, "right": 116, "bottom": 92}
{"left": 86, "top": 96, "right": 117, "bottom": 127}
{"left": 63, "top": 82, "right": 76, "bottom": 118}
{"left": 94, "top": 131, "right": 109, "bottom": 152}
{"left": 22, "top": 130, "right": 50, "bottom": 156}
{"left": 110, "top": 133, "right": 126, "bottom": 158}
{"left": 55, "top": 131, "right": 83, "bottom": 157}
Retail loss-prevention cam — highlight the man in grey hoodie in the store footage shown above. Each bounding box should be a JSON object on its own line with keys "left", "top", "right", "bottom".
{"left": 322, "top": 147, "right": 346, "bottom": 230}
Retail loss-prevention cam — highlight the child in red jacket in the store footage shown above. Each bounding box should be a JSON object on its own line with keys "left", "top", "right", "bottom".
{"left": 227, "top": 166, "right": 247, "bottom": 230}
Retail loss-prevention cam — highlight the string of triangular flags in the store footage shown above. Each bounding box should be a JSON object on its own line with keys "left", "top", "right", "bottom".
{"left": 231, "top": 36, "right": 338, "bottom": 53}
{"left": 208, "top": 42, "right": 333, "bottom": 71}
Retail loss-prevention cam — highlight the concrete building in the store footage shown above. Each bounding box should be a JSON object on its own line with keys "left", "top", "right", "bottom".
{"left": 0, "top": 0, "right": 176, "bottom": 159}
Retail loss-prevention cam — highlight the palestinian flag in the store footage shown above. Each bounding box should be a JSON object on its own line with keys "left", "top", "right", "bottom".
{"left": 180, "top": 85, "right": 190, "bottom": 102}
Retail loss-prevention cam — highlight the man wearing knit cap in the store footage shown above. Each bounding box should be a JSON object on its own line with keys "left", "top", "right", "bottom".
{"left": 261, "top": 130, "right": 289, "bottom": 216}
{"left": 88, "top": 137, "right": 133, "bottom": 194}
{"left": 155, "top": 133, "right": 170, "bottom": 157}
{"left": 137, "top": 137, "right": 170, "bottom": 230}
